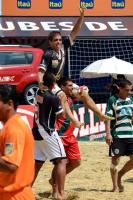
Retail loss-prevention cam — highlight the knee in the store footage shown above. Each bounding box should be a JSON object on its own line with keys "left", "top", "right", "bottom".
{"left": 110, "top": 157, "right": 120, "bottom": 170}
{"left": 110, "top": 163, "right": 118, "bottom": 171}
{"left": 53, "top": 158, "right": 66, "bottom": 166}
{"left": 70, "top": 159, "right": 81, "bottom": 168}
{"left": 75, "top": 159, "right": 81, "bottom": 167}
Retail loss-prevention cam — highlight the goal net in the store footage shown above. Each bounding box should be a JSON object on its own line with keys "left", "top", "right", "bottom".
{"left": 68, "top": 38, "right": 133, "bottom": 103}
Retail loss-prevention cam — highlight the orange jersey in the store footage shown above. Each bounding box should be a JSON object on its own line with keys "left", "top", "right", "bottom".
{"left": 0, "top": 114, "right": 35, "bottom": 192}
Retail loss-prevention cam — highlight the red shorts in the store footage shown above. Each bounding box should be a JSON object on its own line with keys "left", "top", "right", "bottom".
{"left": 61, "top": 135, "right": 80, "bottom": 160}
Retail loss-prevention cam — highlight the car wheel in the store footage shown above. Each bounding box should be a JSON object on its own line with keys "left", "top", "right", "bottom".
{"left": 23, "top": 84, "right": 38, "bottom": 105}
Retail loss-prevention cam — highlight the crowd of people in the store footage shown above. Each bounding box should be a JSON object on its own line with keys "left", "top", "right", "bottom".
{"left": 0, "top": 7, "right": 133, "bottom": 200}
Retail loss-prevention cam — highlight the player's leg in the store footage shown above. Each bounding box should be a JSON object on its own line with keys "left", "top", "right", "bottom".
{"left": 32, "top": 140, "right": 46, "bottom": 186}
{"left": 109, "top": 138, "right": 125, "bottom": 192}
{"left": 110, "top": 156, "right": 120, "bottom": 192}
{"left": 43, "top": 131, "right": 67, "bottom": 199}
{"left": 52, "top": 159, "right": 66, "bottom": 199}
{"left": 117, "top": 155, "right": 133, "bottom": 192}
{"left": 72, "top": 83, "right": 114, "bottom": 121}
{"left": 117, "top": 139, "right": 133, "bottom": 192}
{"left": 62, "top": 135, "right": 81, "bottom": 174}
{"left": 33, "top": 161, "right": 44, "bottom": 184}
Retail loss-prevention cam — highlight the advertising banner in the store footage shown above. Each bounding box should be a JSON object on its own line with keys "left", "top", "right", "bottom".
{"left": 1, "top": 0, "right": 133, "bottom": 16}
{"left": 0, "top": 104, "right": 106, "bottom": 141}
{"left": 0, "top": 16, "right": 132, "bottom": 37}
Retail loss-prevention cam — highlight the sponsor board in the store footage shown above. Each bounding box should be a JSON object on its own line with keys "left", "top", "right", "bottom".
{"left": 2, "top": 0, "right": 132, "bottom": 16}
{"left": 0, "top": 104, "right": 107, "bottom": 141}
{"left": 0, "top": 16, "right": 132, "bottom": 37}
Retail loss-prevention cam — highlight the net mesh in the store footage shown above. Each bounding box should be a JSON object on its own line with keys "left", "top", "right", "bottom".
{"left": 68, "top": 38, "right": 133, "bottom": 103}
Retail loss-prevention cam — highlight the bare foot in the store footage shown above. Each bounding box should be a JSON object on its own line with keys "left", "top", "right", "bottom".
{"left": 52, "top": 192, "right": 58, "bottom": 199}
{"left": 110, "top": 187, "right": 119, "bottom": 192}
{"left": 55, "top": 193, "right": 69, "bottom": 200}
{"left": 49, "top": 178, "right": 57, "bottom": 197}
{"left": 98, "top": 114, "right": 115, "bottom": 122}
{"left": 118, "top": 172, "right": 124, "bottom": 192}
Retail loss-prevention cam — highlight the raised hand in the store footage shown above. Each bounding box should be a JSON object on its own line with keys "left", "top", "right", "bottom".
{"left": 79, "top": 7, "right": 85, "bottom": 16}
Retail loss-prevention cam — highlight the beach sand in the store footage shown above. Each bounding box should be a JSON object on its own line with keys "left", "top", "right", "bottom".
{"left": 33, "top": 141, "right": 133, "bottom": 200}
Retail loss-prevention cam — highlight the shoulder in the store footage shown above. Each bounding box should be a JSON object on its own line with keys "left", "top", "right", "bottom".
{"left": 44, "top": 90, "right": 57, "bottom": 100}
{"left": 45, "top": 48, "right": 55, "bottom": 56}
{"left": 107, "top": 95, "right": 118, "bottom": 107}
{"left": 108, "top": 95, "right": 118, "bottom": 102}
{"left": 129, "top": 95, "right": 133, "bottom": 101}
{"left": 62, "top": 36, "right": 71, "bottom": 49}
{"left": 4, "top": 115, "right": 31, "bottom": 136}
{"left": 44, "top": 48, "right": 57, "bottom": 59}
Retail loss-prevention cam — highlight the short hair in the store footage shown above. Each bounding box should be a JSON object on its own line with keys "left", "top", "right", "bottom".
{"left": 0, "top": 85, "right": 19, "bottom": 110}
{"left": 43, "top": 72, "right": 56, "bottom": 87}
{"left": 112, "top": 79, "right": 132, "bottom": 94}
{"left": 117, "top": 74, "right": 126, "bottom": 80}
{"left": 117, "top": 79, "right": 132, "bottom": 88}
{"left": 48, "top": 31, "right": 62, "bottom": 42}
{"left": 58, "top": 77, "right": 73, "bottom": 87}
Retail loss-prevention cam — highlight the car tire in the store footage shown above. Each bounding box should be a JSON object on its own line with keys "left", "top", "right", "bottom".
{"left": 23, "top": 83, "right": 38, "bottom": 105}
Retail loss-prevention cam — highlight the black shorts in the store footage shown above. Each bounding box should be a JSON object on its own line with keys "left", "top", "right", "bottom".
{"left": 109, "top": 138, "right": 133, "bottom": 157}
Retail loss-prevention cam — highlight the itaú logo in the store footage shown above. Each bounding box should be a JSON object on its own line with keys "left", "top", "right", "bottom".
{"left": 49, "top": 0, "right": 63, "bottom": 9}
{"left": 80, "top": 0, "right": 94, "bottom": 9}
{"left": 111, "top": 0, "right": 125, "bottom": 9}
{"left": 17, "top": 0, "right": 31, "bottom": 9}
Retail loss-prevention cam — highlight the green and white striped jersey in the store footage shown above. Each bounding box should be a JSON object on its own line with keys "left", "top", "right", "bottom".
{"left": 106, "top": 95, "right": 133, "bottom": 138}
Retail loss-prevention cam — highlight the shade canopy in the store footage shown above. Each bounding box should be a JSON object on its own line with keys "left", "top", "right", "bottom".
{"left": 80, "top": 56, "right": 133, "bottom": 83}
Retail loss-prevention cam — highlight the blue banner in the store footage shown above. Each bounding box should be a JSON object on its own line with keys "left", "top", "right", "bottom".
{"left": 17, "top": 0, "right": 31, "bottom": 9}
{"left": 111, "top": 0, "right": 125, "bottom": 9}
{"left": 49, "top": 0, "right": 63, "bottom": 9}
{"left": 80, "top": 0, "right": 94, "bottom": 9}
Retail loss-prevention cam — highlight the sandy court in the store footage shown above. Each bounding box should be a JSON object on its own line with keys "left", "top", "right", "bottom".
{"left": 33, "top": 141, "right": 133, "bottom": 200}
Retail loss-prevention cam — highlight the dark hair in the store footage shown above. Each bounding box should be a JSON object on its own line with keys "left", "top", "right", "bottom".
{"left": 58, "top": 77, "right": 72, "bottom": 87}
{"left": 117, "top": 74, "right": 126, "bottom": 80}
{"left": 0, "top": 85, "right": 19, "bottom": 110}
{"left": 112, "top": 79, "right": 132, "bottom": 94}
{"left": 117, "top": 79, "right": 132, "bottom": 88}
{"left": 43, "top": 72, "right": 56, "bottom": 87}
{"left": 48, "top": 31, "right": 61, "bottom": 42}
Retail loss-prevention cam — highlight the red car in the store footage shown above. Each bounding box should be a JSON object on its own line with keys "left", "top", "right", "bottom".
{"left": 0, "top": 45, "right": 43, "bottom": 104}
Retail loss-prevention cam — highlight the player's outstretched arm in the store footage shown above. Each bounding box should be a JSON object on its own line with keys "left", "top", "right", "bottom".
{"left": 70, "top": 8, "right": 84, "bottom": 42}
{"left": 76, "top": 90, "right": 114, "bottom": 122}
